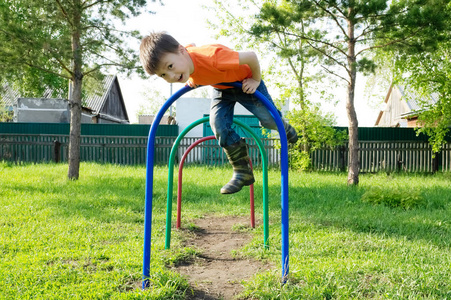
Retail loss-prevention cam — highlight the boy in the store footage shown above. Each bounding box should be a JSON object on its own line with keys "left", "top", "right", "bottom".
{"left": 140, "top": 32, "right": 298, "bottom": 194}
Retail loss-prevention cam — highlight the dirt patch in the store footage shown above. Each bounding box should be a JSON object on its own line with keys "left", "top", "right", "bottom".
{"left": 174, "top": 215, "right": 271, "bottom": 300}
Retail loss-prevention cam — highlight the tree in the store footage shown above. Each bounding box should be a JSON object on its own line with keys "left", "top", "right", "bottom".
{"left": 0, "top": 100, "right": 12, "bottom": 122}
{"left": 0, "top": 0, "right": 148, "bottom": 179}
{"left": 209, "top": 0, "right": 344, "bottom": 169}
{"left": 225, "top": 0, "right": 449, "bottom": 185}
{"left": 137, "top": 83, "right": 169, "bottom": 117}
{"left": 389, "top": 36, "right": 451, "bottom": 154}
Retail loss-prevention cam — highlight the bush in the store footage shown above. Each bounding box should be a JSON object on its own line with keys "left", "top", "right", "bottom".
{"left": 361, "top": 187, "right": 425, "bottom": 209}
{"left": 288, "top": 150, "right": 311, "bottom": 171}
{"left": 283, "top": 107, "right": 347, "bottom": 171}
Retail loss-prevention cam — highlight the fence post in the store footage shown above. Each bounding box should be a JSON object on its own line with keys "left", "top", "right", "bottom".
{"left": 53, "top": 140, "right": 61, "bottom": 163}
{"left": 432, "top": 151, "right": 440, "bottom": 173}
{"left": 339, "top": 145, "right": 346, "bottom": 172}
{"left": 397, "top": 153, "right": 403, "bottom": 172}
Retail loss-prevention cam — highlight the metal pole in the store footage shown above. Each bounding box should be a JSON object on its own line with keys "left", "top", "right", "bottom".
{"left": 169, "top": 83, "right": 173, "bottom": 117}
{"left": 227, "top": 82, "right": 290, "bottom": 282}
{"left": 142, "top": 85, "right": 193, "bottom": 289}
{"left": 142, "top": 82, "right": 289, "bottom": 288}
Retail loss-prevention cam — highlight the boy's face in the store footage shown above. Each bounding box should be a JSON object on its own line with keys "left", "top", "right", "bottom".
{"left": 155, "top": 46, "right": 193, "bottom": 84}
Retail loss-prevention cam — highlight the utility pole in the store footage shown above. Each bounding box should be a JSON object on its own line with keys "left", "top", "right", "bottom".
{"left": 169, "top": 83, "right": 173, "bottom": 116}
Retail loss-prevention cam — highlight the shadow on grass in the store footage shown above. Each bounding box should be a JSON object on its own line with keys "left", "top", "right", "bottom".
{"left": 17, "top": 172, "right": 251, "bottom": 227}
{"left": 267, "top": 179, "right": 451, "bottom": 248}
{"left": 7, "top": 164, "right": 448, "bottom": 249}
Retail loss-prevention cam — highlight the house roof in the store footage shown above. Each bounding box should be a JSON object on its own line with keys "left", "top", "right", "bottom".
{"left": 375, "top": 84, "right": 440, "bottom": 125}
{"left": 398, "top": 85, "right": 439, "bottom": 114}
{"left": 83, "top": 75, "right": 116, "bottom": 113}
{"left": 374, "top": 85, "right": 393, "bottom": 126}
{"left": 0, "top": 83, "right": 22, "bottom": 107}
{"left": 1, "top": 75, "right": 119, "bottom": 114}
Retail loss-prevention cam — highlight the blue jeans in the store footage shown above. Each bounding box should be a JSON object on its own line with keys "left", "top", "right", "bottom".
{"left": 210, "top": 81, "right": 283, "bottom": 147}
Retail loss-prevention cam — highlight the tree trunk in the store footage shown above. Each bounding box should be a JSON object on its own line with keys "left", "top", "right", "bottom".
{"left": 294, "top": 47, "right": 309, "bottom": 154}
{"left": 67, "top": 3, "right": 83, "bottom": 180}
{"left": 297, "top": 79, "right": 309, "bottom": 153}
{"left": 346, "top": 76, "right": 359, "bottom": 185}
{"left": 346, "top": 11, "right": 359, "bottom": 185}
{"left": 68, "top": 76, "right": 82, "bottom": 180}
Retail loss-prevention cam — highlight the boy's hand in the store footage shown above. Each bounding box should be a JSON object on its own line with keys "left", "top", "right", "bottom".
{"left": 242, "top": 78, "right": 260, "bottom": 94}
{"left": 187, "top": 80, "right": 198, "bottom": 88}
{"left": 238, "top": 51, "right": 261, "bottom": 94}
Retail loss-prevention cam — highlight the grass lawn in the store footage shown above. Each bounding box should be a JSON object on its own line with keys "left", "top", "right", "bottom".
{"left": 0, "top": 162, "right": 450, "bottom": 299}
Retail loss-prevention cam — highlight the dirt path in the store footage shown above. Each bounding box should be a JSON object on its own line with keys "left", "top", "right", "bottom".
{"left": 173, "top": 215, "right": 271, "bottom": 300}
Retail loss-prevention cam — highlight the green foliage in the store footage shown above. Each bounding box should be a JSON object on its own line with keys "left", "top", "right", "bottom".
{"left": 370, "top": 0, "right": 451, "bottom": 154}
{"left": 390, "top": 38, "right": 451, "bottom": 153}
{"left": 0, "top": 0, "right": 150, "bottom": 179}
{"left": 356, "top": 57, "right": 377, "bottom": 76}
{"left": 361, "top": 186, "right": 425, "bottom": 209}
{"left": 209, "top": 0, "right": 450, "bottom": 185}
{"left": 0, "top": 0, "right": 147, "bottom": 94}
{"left": 417, "top": 101, "right": 451, "bottom": 154}
{"left": 6, "top": 68, "right": 69, "bottom": 99}
{"left": 287, "top": 106, "right": 347, "bottom": 149}
{"left": 286, "top": 105, "right": 347, "bottom": 171}
{"left": 288, "top": 149, "right": 311, "bottom": 170}
{"left": 0, "top": 98, "right": 13, "bottom": 122}
{"left": 209, "top": 0, "right": 345, "bottom": 174}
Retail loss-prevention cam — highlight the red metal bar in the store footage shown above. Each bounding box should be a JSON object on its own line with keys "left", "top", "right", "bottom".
{"left": 177, "top": 136, "right": 255, "bottom": 228}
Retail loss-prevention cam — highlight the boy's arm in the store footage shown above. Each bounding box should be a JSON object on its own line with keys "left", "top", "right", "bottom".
{"left": 239, "top": 51, "right": 261, "bottom": 94}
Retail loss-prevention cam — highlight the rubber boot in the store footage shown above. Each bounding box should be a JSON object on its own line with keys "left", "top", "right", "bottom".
{"left": 283, "top": 119, "right": 298, "bottom": 144}
{"left": 220, "top": 139, "right": 255, "bottom": 194}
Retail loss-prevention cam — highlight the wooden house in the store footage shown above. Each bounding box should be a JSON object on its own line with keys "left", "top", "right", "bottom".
{"left": 84, "top": 75, "right": 129, "bottom": 124}
{"left": 375, "top": 84, "right": 438, "bottom": 127}
{"left": 0, "top": 75, "right": 129, "bottom": 124}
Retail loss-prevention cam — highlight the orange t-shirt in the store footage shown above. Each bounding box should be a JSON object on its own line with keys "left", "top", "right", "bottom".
{"left": 186, "top": 44, "right": 252, "bottom": 89}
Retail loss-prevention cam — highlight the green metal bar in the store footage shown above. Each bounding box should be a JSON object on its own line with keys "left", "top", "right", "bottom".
{"left": 165, "top": 116, "right": 269, "bottom": 249}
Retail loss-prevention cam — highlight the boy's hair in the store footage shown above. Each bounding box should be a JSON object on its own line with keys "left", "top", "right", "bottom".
{"left": 139, "top": 32, "right": 180, "bottom": 75}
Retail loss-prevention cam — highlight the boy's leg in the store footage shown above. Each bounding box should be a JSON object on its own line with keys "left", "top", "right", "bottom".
{"left": 209, "top": 88, "right": 241, "bottom": 148}
{"left": 220, "top": 138, "right": 255, "bottom": 194}
{"left": 210, "top": 88, "right": 255, "bottom": 194}
{"left": 237, "top": 81, "right": 298, "bottom": 144}
{"left": 210, "top": 82, "right": 297, "bottom": 145}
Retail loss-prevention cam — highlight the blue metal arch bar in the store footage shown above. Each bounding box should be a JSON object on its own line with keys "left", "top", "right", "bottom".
{"left": 142, "top": 83, "right": 289, "bottom": 289}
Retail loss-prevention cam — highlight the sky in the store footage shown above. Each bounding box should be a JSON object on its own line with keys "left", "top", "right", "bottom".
{"left": 119, "top": 0, "right": 383, "bottom": 126}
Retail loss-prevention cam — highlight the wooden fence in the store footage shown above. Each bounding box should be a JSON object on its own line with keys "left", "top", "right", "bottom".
{"left": 311, "top": 141, "right": 451, "bottom": 173}
{"left": 1, "top": 133, "right": 451, "bottom": 172}
{"left": 0, "top": 134, "right": 281, "bottom": 167}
